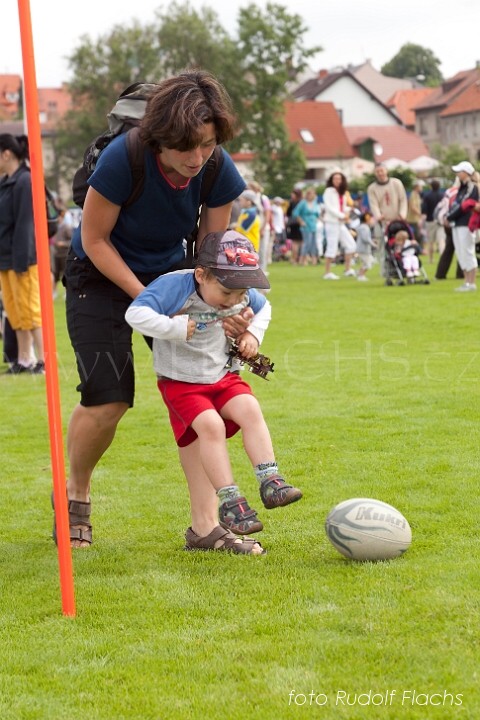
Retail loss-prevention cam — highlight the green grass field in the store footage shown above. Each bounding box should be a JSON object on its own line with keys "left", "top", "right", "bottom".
{"left": 0, "top": 258, "right": 479, "bottom": 719}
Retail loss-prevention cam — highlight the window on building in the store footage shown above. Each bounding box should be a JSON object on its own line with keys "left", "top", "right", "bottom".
{"left": 299, "top": 129, "right": 314, "bottom": 143}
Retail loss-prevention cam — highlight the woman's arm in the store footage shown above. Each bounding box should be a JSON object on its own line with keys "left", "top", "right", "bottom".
{"left": 197, "top": 202, "right": 233, "bottom": 251}
{"left": 81, "top": 187, "right": 145, "bottom": 298}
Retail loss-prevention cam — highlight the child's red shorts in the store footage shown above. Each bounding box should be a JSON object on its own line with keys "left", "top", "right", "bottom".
{"left": 157, "top": 372, "right": 253, "bottom": 447}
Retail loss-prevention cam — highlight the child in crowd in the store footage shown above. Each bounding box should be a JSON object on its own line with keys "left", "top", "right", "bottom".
{"left": 233, "top": 189, "right": 261, "bottom": 251}
{"left": 394, "top": 229, "right": 420, "bottom": 278}
{"left": 355, "top": 212, "right": 377, "bottom": 281}
{"left": 125, "top": 230, "right": 302, "bottom": 555}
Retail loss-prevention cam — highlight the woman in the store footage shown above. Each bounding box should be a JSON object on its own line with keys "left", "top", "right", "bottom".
{"left": 0, "top": 134, "right": 45, "bottom": 374}
{"left": 447, "top": 161, "right": 479, "bottom": 292}
{"left": 62, "top": 70, "right": 264, "bottom": 554}
{"left": 285, "top": 188, "right": 303, "bottom": 264}
{"left": 322, "top": 170, "right": 357, "bottom": 279}
{"left": 292, "top": 186, "right": 321, "bottom": 265}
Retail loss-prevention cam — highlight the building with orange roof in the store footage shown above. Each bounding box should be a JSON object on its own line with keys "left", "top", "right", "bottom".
{"left": 413, "top": 68, "right": 480, "bottom": 152}
{"left": 439, "top": 80, "right": 480, "bottom": 160}
{"left": 387, "top": 88, "right": 435, "bottom": 130}
{"left": 0, "top": 74, "right": 22, "bottom": 120}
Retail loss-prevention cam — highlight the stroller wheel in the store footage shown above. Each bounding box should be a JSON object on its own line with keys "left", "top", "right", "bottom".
{"left": 423, "top": 279, "right": 430, "bottom": 285}
{"left": 398, "top": 280, "right": 405, "bottom": 286}
{"left": 386, "top": 278, "right": 393, "bottom": 286}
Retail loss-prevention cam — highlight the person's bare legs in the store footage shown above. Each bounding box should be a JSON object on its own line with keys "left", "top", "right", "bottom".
{"left": 15, "top": 328, "right": 33, "bottom": 365}
{"left": 31, "top": 327, "right": 44, "bottom": 362}
{"left": 178, "top": 438, "right": 223, "bottom": 538}
{"left": 344, "top": 253, "right": 354, "bottom": 273}
{"left": 324, "top": 256, "right": 334, "bottom": 275}
{"left": 221, "top": 395, "right": 274, "bottom": 466}
{"left": 465, "top": 268, "right": 477, "bottom": 285}
{"left": 66, "top": 401, "right": 128, "bottom": 546}
{"left": 178, "top": 438, "right": 264, "bottom": 555}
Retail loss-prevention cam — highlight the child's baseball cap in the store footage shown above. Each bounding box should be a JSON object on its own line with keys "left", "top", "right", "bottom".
{"left": 196, "top": 230, "right": 270, "bottom": 290}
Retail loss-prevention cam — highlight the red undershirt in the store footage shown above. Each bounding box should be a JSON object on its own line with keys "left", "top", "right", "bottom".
{"left": 156, "top": 155, "right": 191, "bottom": 191}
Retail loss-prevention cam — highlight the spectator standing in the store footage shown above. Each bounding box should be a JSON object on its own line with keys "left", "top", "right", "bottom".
{"left": 446, "top": 161, "right": 479, "bottom": 292}
{"left": 355, "top": 212, "right": 377, "bottom": 281}
{"left": 285, "top": 188, "right": 303, "bottom": 264}
{"left": 247, "top": 181, "right": 272, "bottom": 272}
{"left": 406, "top": 180, "right": 425, "bottom": 246}
{"left": 234, "top": 190, "right": 261, "bottom": 251}
{"left": 52, "top": 207, "right": 74, "bottom": 298}
{"left": 422, "top": 179, "right": 445, "bottom": 263}
{"left": 322, "top": 171, "right": 357, "bottom": 279}
{"left": 270, "top": 196, "right": 287, "bottom": 247}
{"left": 0, "top": 134, "right": 45, "bottom": 375}
{"left": 434, "top": 180, "right": 463, "bottom": 280}
{"left": 367, "top": 164, "right": 408, "bottom": 276}
{"left": 292, "top": 186, "right": 321, "bottom": 266}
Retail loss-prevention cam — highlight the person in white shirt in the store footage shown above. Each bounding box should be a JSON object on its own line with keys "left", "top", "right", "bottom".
{"left": 322, "top": 171, "right": 357, "bottom": 280}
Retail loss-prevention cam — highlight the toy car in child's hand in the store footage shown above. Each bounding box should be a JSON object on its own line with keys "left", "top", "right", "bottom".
{"left": 227, "top": 341, "right": 275, "bottom": 380}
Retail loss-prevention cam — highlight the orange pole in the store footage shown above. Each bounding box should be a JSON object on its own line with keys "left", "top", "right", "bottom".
{"left": 17, "top": 0, "right": 76, "bottom": 616}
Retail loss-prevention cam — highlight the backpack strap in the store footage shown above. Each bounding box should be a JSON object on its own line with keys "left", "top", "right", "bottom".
{"left": 185, "top": 145, "right": 224, "bottom": 265}
{"left": 125, "top": 127, "right": 146, "bottom": 208}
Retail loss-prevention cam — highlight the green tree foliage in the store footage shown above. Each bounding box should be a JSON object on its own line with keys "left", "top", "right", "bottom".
{"left": 430, "top": 142, "right": 477, "bottom": 183}
{"left": 235, "top": 2, "right": 321, "bottom": 195}
{"left": 381, "top": 43, "right": 443, "bottom": 86}
{"left": 55, "top": 21, "right": 161, "bottom": 183}
{"left": 54, "top": 3, "right": 320, "bottom": 199}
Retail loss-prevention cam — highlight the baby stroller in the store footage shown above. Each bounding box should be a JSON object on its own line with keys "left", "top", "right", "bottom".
{"left": 384, "top": 220, "right": 430, "bottom": 286}
{"left": 272, "top": 235, "right": 292, "bottom": 262}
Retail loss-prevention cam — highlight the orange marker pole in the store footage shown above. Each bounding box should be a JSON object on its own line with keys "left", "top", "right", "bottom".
{"left": 17, "top": 0, "right": 76, "bottom": 616}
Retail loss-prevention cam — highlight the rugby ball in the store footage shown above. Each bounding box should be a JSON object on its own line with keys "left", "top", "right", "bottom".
{"left": 325, "top": 498, "right": 412, "bottom": 561}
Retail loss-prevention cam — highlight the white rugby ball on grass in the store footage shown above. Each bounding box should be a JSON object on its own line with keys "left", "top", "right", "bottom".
{"left": 325, "top": 498, "right": 412, "bottom": 561}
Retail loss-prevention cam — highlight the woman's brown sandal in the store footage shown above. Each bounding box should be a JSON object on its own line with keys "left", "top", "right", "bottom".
{"left": 185, "top": 526, "right": 266, "bottom": 555}
{"left": 52, "top": 493, "right": 92, "bottom": 547}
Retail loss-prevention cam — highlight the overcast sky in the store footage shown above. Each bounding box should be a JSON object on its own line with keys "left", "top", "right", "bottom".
{"left": 4, "top": 0, "right": 479, "bottom": 87}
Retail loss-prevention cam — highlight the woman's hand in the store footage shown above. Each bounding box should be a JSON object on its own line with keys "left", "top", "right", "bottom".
{"left": 222, "top": 306, "right": 254, "bottom": 338}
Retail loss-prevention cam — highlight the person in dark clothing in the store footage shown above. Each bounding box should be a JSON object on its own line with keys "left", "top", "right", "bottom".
{"left": 448, "top": 161, "right": 479, "bottom": 292}
{"left": 0, "top": 134, "right": 45, "bottom": 374}
{"left": 285, "top": 188, "right": 304, "bottom": 264}
{"left": 422, "top": 179, "right": 445, "bottom": 263}
{"left": 435, "top": 181, "right": 464, "bottom": 280}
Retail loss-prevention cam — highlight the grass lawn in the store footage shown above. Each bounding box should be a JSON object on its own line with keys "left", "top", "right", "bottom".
{"left": 0, "top": 257, "right": 479, "bottom": 719}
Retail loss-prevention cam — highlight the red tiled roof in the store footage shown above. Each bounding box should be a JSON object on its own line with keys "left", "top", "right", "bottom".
{"left": 0, "top": 74, "right": 22, "bottom": 119}
{"left": 37, "top": 86, "right": 72, "bottom": 128}
{"left": 345, "top": 126, "right": 430, "bottom": 162}
{"left": 413, "top": 68, "right": 480, "bottom": 111}
{"left": 284, "top": 101, "right": 355, "bottom": 159}
{"left": 440, "top": 80, "right": 480, "bottom": 117}
{"left": 387, "top": 88, "right": 435, "bottom": 127}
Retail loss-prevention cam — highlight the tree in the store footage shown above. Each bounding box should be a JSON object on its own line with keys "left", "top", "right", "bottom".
{"left": 430, "top": 142, "right": 475, "bottom": 182}
{"left": 235, "top": 3, "right": 321, "bottom": 195}
{"left": 55, "top": 21, "right": 161, "bottom": 183}
{"left": 54, "top": 3, "right": 321, "bottom": 198}
{"left": 381, "top": 43, "right": 443, "bottom": 86}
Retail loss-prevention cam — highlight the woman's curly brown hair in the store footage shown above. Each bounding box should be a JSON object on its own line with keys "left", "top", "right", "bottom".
{"left": 140, "top": 70, "right": 237, "bottom": 152}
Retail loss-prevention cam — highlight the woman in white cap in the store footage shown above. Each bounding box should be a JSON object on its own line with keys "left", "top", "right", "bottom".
{"left": 447, "top": 161, "right": 479, "bottom": 292}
